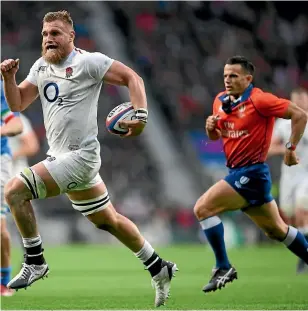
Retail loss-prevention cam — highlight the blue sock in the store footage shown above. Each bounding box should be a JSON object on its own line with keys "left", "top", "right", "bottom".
{"left": 283, "top": 226, "right": 308, "bottom": 264}
{"left": 302, "top": 230, "right": 308, "bottom": 243}
{"left": 200, "top": 216, "right": 231, "bottom": 269}
{"left": 0, "top": 267, "right": 12, "bottom": 286}
{"left": 298, "top": 227, "right": 308, "bottom": 243}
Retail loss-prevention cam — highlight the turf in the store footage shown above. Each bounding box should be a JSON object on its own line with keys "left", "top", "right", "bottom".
{"left": 1, "top": 244, "right": 307, "bottom": 310}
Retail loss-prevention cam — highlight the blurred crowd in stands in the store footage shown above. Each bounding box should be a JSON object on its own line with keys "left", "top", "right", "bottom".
{"left": 109, "top": 1, "right": 308, "bottom": 131}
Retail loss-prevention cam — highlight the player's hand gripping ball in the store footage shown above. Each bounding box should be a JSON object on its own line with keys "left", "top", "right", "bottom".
{"left": 106, "top": 102, "right": 147, "bottom": 137}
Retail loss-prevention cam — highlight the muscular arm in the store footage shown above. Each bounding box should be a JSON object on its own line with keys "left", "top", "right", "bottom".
{"left": 0, "top": 116, "right": 23, "bottom": 137}
{"left": 282, "top": 101, "right": 307, "bottom": 147}
{"left": 103, "top": 61, "right": 147, "bottom": 110}
{"left": 3, "top": 78, "right": 39, "bottom": 112}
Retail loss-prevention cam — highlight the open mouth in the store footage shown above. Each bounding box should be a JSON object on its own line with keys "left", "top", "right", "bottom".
{"left": 46, "top": 45, "right": 58, "bottom": 50}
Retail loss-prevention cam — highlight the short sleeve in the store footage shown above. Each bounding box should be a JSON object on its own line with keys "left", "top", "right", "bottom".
{"left": 86, "top": 52, "right": 114, "bottom": 81}
{"left": 213, "top": 99, "right": 218, "bottom": 115}
{"left": 26, "top": 59, "right": 41, "bottom": 86}
{"left": 253, "top": 92, "right": 290, "bottom": 118}
{"left": 213, "top": 93, "right": 223, "bottom": 115}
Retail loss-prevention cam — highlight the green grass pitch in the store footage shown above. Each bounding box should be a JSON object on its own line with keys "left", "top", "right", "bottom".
{"left": 1, "top": 244, "right": 307, "bottom": 310}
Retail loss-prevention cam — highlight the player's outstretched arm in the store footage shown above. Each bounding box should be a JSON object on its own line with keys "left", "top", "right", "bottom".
{"left": 1, "top": 59, "right": 38, "bottom": 112}
{"left": 104, "top": 60, "right": 148, "bottom": 137}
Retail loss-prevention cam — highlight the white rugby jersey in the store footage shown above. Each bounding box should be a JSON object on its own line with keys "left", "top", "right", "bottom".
{"left": 273, "top": 118, "right": 308, "bottom": 177}
{"left": 26, "top": 48, "right": 114, "bottom": 159}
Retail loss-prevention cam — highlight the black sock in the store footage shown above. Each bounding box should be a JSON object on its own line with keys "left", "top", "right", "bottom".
{"left": 22, "top": 236, "right": 45, "bottom": 265}
{"left": 25, "top": 245, "right": 45, "bottom": 265}
{"left": 144, "top": 252, "right": 163, "bottom": 277}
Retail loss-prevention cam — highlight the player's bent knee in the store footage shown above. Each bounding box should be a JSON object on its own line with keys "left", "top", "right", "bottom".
{"left": 193, "top": 203, "right": 203, "bottom": 220}
{"left": 71, "top": 191, "right": 110, "bottom": 217}
{"left": 94, "top": 211, "right": 122, "bottom": 234}
{"left": 4, "top": 177, "right": 32, "bottom": 206}
{"left": 193, "top": 197, "right": 214, "bottom": 220}
{"left": 89, "top": 205, "right": 119, "bottom": 231}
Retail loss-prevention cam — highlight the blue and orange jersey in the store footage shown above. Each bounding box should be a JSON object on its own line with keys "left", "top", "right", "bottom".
{"left": 213, "top": 84, "right": 290, "bottom": 168}
{"left": 1, "top": 81, "right": 19, "bottom": 156}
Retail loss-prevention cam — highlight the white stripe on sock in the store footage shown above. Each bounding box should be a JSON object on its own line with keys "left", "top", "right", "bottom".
{"left": 282, "top": 226, "right": 298, "bottom": 247}
{"left": 200, "top": 216, "right": 222, "bottom": 230}
{"left": 134, "top": 240, "right": 154, "bottom": 262}
{"left": 27, "top": 252, "right": 43, "bottom": 257}
{"left": 146, "top": 256, "right": 159, "bottom": 269}
{"left": 22, "top": 235, "right": 42, "bottom": 248}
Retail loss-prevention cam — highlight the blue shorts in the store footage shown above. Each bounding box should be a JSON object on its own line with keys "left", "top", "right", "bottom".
{"left": 224, "top": 163, "right": 273, "bottom": 207}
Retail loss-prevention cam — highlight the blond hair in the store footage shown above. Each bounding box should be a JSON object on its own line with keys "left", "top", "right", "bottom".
{"left": 43, "top": 10, "right": 74, "bottom": 28}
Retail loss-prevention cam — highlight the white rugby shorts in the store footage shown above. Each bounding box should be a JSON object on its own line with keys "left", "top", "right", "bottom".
{"left": 42, "top": 150, "right": 102, "bottom": 193}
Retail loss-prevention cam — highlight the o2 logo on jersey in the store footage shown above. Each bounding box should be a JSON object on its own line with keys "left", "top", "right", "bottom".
{"left": 44, "top": 82, "right": 59, "bottom": 103}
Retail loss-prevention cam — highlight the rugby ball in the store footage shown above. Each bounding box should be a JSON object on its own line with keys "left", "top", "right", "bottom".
{"left": 106, "top": 102, "right": 136, "bottom": 135}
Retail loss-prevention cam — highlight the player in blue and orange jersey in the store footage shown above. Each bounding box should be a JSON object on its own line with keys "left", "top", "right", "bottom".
{"left": 1, "top": 80, "right": 23, "bottom": 296}
{"left": 194, "top": 56, "right": 308, "bottom": 293}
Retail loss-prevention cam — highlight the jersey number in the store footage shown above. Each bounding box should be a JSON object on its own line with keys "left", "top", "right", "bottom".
{"left": 44, "top": 82, "right": 59, "bottom": 103}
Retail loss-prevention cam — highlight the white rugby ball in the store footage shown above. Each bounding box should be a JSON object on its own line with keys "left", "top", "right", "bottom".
{"left": 106, "top": 102, "right": 136, "bottom": 135}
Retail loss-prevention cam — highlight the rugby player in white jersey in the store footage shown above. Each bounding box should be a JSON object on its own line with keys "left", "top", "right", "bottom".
{"left": 0, "top": 11, "right": 177, "bottom": 306}
{"left": 269, "top": 87, "right": 308, "bottom": 273}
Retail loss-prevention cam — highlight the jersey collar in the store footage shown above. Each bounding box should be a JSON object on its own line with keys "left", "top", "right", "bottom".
{"left": 54, "top": 49, "right": 78, "bottom": 67}
{"left": 218, "top": 83, "right": 254, "bottom": 109}
{"left": 65, "top": 49, "right": 78, "bottom": 63}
